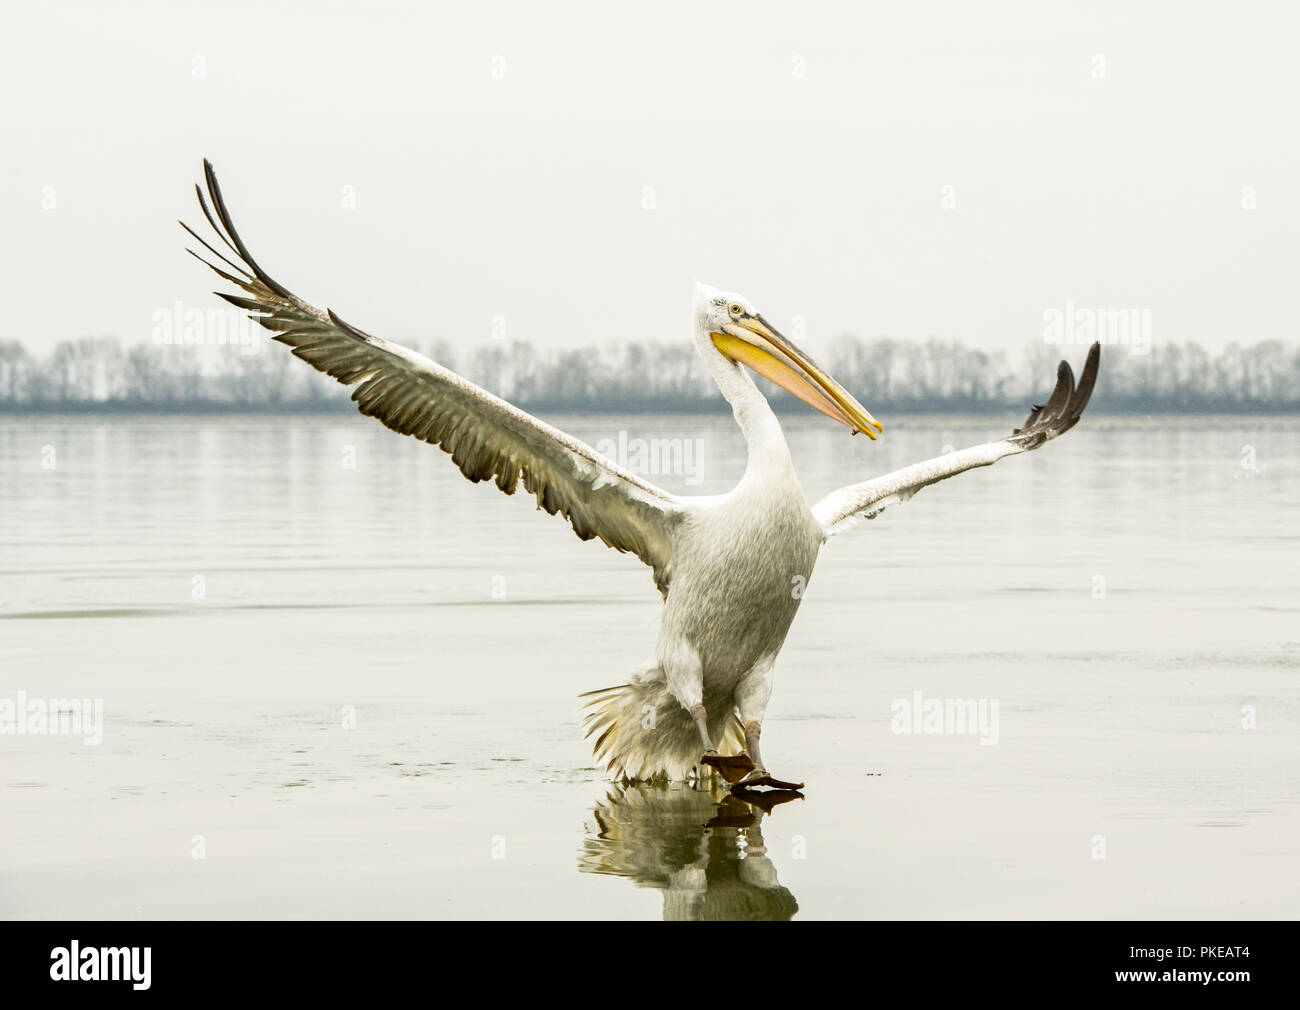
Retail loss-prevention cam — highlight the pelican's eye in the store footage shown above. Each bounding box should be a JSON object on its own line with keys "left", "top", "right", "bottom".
{"left": 729, "top": 303, "right": 744, "bottom": 318}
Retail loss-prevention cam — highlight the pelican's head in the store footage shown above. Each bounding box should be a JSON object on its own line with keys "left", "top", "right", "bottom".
{"left": 692, "top": 282, "right": 882, "bottom": 439}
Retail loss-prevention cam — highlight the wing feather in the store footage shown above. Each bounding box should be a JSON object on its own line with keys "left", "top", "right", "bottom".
{"left": 182, "top": 160, "right": 681, "bottom": 595}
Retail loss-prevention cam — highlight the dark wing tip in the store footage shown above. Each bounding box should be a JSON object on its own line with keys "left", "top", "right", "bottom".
{"left": 1042, "top": 360, "right": 1076, "bottom": 419}
{"left": 1011, "top": 343, "right": 1102, "bottom": 447}
{"left": 1072, "top": 342, "right": 1101, "bottom": 412}
{"left": 196, "top": 160, "right": 294, "bottom": 301}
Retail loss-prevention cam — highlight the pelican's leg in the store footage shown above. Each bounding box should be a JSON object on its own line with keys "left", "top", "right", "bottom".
{"left": 664, "top": 642, "right": 711, "bottom": 750}
{"left": 734, "top": 658, "right": 774, "bottom": 779}
{"left": 734, "top": 658, "right": 803, "bottom": 791}
{"left": 688, "top": 704, "right": 713, "bottom": 751}
{"left": 743, "top": 719, "right": 766, "bottom": 774}
{"left": 664, "top": 642, "right": 753, "bottom": 781}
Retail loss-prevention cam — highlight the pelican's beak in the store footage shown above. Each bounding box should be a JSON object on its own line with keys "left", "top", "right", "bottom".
{"left": 712, "top": 316, "right": 883, "bottom": 439}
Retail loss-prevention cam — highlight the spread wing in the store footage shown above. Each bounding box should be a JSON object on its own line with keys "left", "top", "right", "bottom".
{"left": 812, "top": 343, "right": 1100, "bottom": 537}
{"left": 182, "top": 160, "right": 681, "bottom": 595}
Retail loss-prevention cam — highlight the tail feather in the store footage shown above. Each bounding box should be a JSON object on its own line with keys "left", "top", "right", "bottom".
{"left": 580, "top": 683, "right": 744, "bottom": 782}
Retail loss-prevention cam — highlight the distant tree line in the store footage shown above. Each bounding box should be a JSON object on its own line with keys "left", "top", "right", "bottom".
{"left": 0, "top": 334, "right": 1296, "bottom": 414}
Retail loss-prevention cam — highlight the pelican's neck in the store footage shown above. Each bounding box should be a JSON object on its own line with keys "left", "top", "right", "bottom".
{"left": 698, "top": 332, "right": 799, "bottom": 486}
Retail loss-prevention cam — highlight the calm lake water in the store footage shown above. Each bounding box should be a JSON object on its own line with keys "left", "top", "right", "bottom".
{"left": 1, "top": 412, "right": 1297, "bottom": 919}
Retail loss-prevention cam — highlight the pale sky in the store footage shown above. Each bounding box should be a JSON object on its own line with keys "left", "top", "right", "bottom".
{"left": 2, "top": 0, "right": 1297, "bottom": 356}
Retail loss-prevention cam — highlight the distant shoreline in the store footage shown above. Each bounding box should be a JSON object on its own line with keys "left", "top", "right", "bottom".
{"left": 5, "top": 334, "right": 1298, "bottom": 418}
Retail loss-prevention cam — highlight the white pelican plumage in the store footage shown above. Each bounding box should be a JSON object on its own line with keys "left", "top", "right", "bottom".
{"left": 182, "top": 160, "right": 1100, "bottom": 789}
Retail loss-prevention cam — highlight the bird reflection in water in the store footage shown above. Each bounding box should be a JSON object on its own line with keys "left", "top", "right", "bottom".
{"left": 580, "top": 782, "right": 802, "bottom": 921}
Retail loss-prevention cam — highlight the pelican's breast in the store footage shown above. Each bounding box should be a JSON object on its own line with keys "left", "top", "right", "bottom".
{"left": 662, "top": 481, "right": 822, "bottom": 683}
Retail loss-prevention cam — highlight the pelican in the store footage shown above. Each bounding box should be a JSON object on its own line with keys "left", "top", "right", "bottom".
{"left": 182, "top": 160, "right": 1100, "bottom": 789}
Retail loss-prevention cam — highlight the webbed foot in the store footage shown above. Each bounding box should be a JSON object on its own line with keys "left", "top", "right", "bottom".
{"left": 700, "top": 751, "right": 756, "bottom": 784}
{"left": 735, "top": 767, "right": 805, "bottom": 791}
